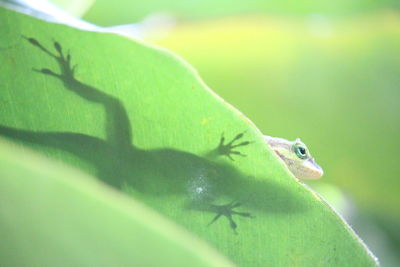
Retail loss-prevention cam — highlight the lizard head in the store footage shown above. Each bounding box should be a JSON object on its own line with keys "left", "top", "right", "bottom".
{"left": 264, "top": 136, "right": 323, "bottom": 179}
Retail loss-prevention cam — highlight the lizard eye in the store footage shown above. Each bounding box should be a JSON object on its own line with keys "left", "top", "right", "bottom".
{"left": 294, "top": 145, "right": 308, "bottom": 159}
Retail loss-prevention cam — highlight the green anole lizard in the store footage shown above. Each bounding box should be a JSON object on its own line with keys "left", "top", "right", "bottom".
{"left": 264, "top": 136, "right": 323, "bottom": 179}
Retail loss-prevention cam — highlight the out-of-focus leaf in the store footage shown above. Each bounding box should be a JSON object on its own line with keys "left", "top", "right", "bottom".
{"left": 82, "top": 0, "right": 399, "bottom": 26}
{"left": 0, "top": 138, "right": 233, "bottom": 266}
{"left": 50, "top": 0, "right": 96, "bottom": 17}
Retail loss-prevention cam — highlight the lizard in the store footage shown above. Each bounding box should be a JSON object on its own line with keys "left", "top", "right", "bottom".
{"left": 264, "top": 136, "right": 323, "bottom": 179}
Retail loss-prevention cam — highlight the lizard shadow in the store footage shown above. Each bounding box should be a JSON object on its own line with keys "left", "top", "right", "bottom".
{"left": 0, "top": 37, "right": 308, "bottom": 231}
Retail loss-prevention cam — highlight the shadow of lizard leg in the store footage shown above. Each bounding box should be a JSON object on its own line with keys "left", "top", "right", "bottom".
{"left": 0, "top": 125, "right": 108, "bottom": 163}
{"left": 0, "top": 124, "right": 124, "bottom": 188}
{"left": 24, "top": 37, "right": 133, "bottom": 150}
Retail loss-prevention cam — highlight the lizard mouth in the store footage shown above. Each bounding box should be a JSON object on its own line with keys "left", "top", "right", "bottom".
{"left": 273, "top": 150, "right": 323, "bottom": 179}
{"left": 301, "top": 158, "right": 323, "bottom": 179}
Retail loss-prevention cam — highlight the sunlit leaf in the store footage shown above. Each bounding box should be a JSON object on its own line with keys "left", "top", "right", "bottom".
{"left": 0, "top": 138, "right": 233, "bottom": 266}
{"left": 0, "top": 6, "right": 378, "bottom": 266}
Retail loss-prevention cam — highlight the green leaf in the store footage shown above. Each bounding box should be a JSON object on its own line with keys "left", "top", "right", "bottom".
{"left": 81, "top": 0, "right": 397, "bottom": 26}
{"left": 0, "top": 138, "right": 233, "bottom": 266}
{"left": 50, "top": 0, "right": 96, "bottom": 17}
{"left": 155, "top": 14, "right": 400, "bottom": 254}
{"left": 0, "top": 6, "right": 378, "bottom": 266}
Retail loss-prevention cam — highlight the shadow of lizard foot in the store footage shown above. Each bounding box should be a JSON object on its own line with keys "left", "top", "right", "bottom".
{"left": 208, "top": 201, "right": 253, "bottom": 234}
{"left": 206, "top": 131, "right": 252, "bottom": 161}
{"left": 23, "top": 36, "right": 78, "bottom": 80}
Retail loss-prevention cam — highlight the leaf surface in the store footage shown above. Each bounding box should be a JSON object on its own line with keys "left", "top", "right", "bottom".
{"left": 0, "top": 138, "right": 232, "bottom": 266}
{"left": 0, "top": 6, "right": 378, "bottom": 266}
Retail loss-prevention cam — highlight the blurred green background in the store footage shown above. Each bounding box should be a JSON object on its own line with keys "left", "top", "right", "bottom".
{"left": 46, "top": 0, "right": 400, "bottom": 265}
